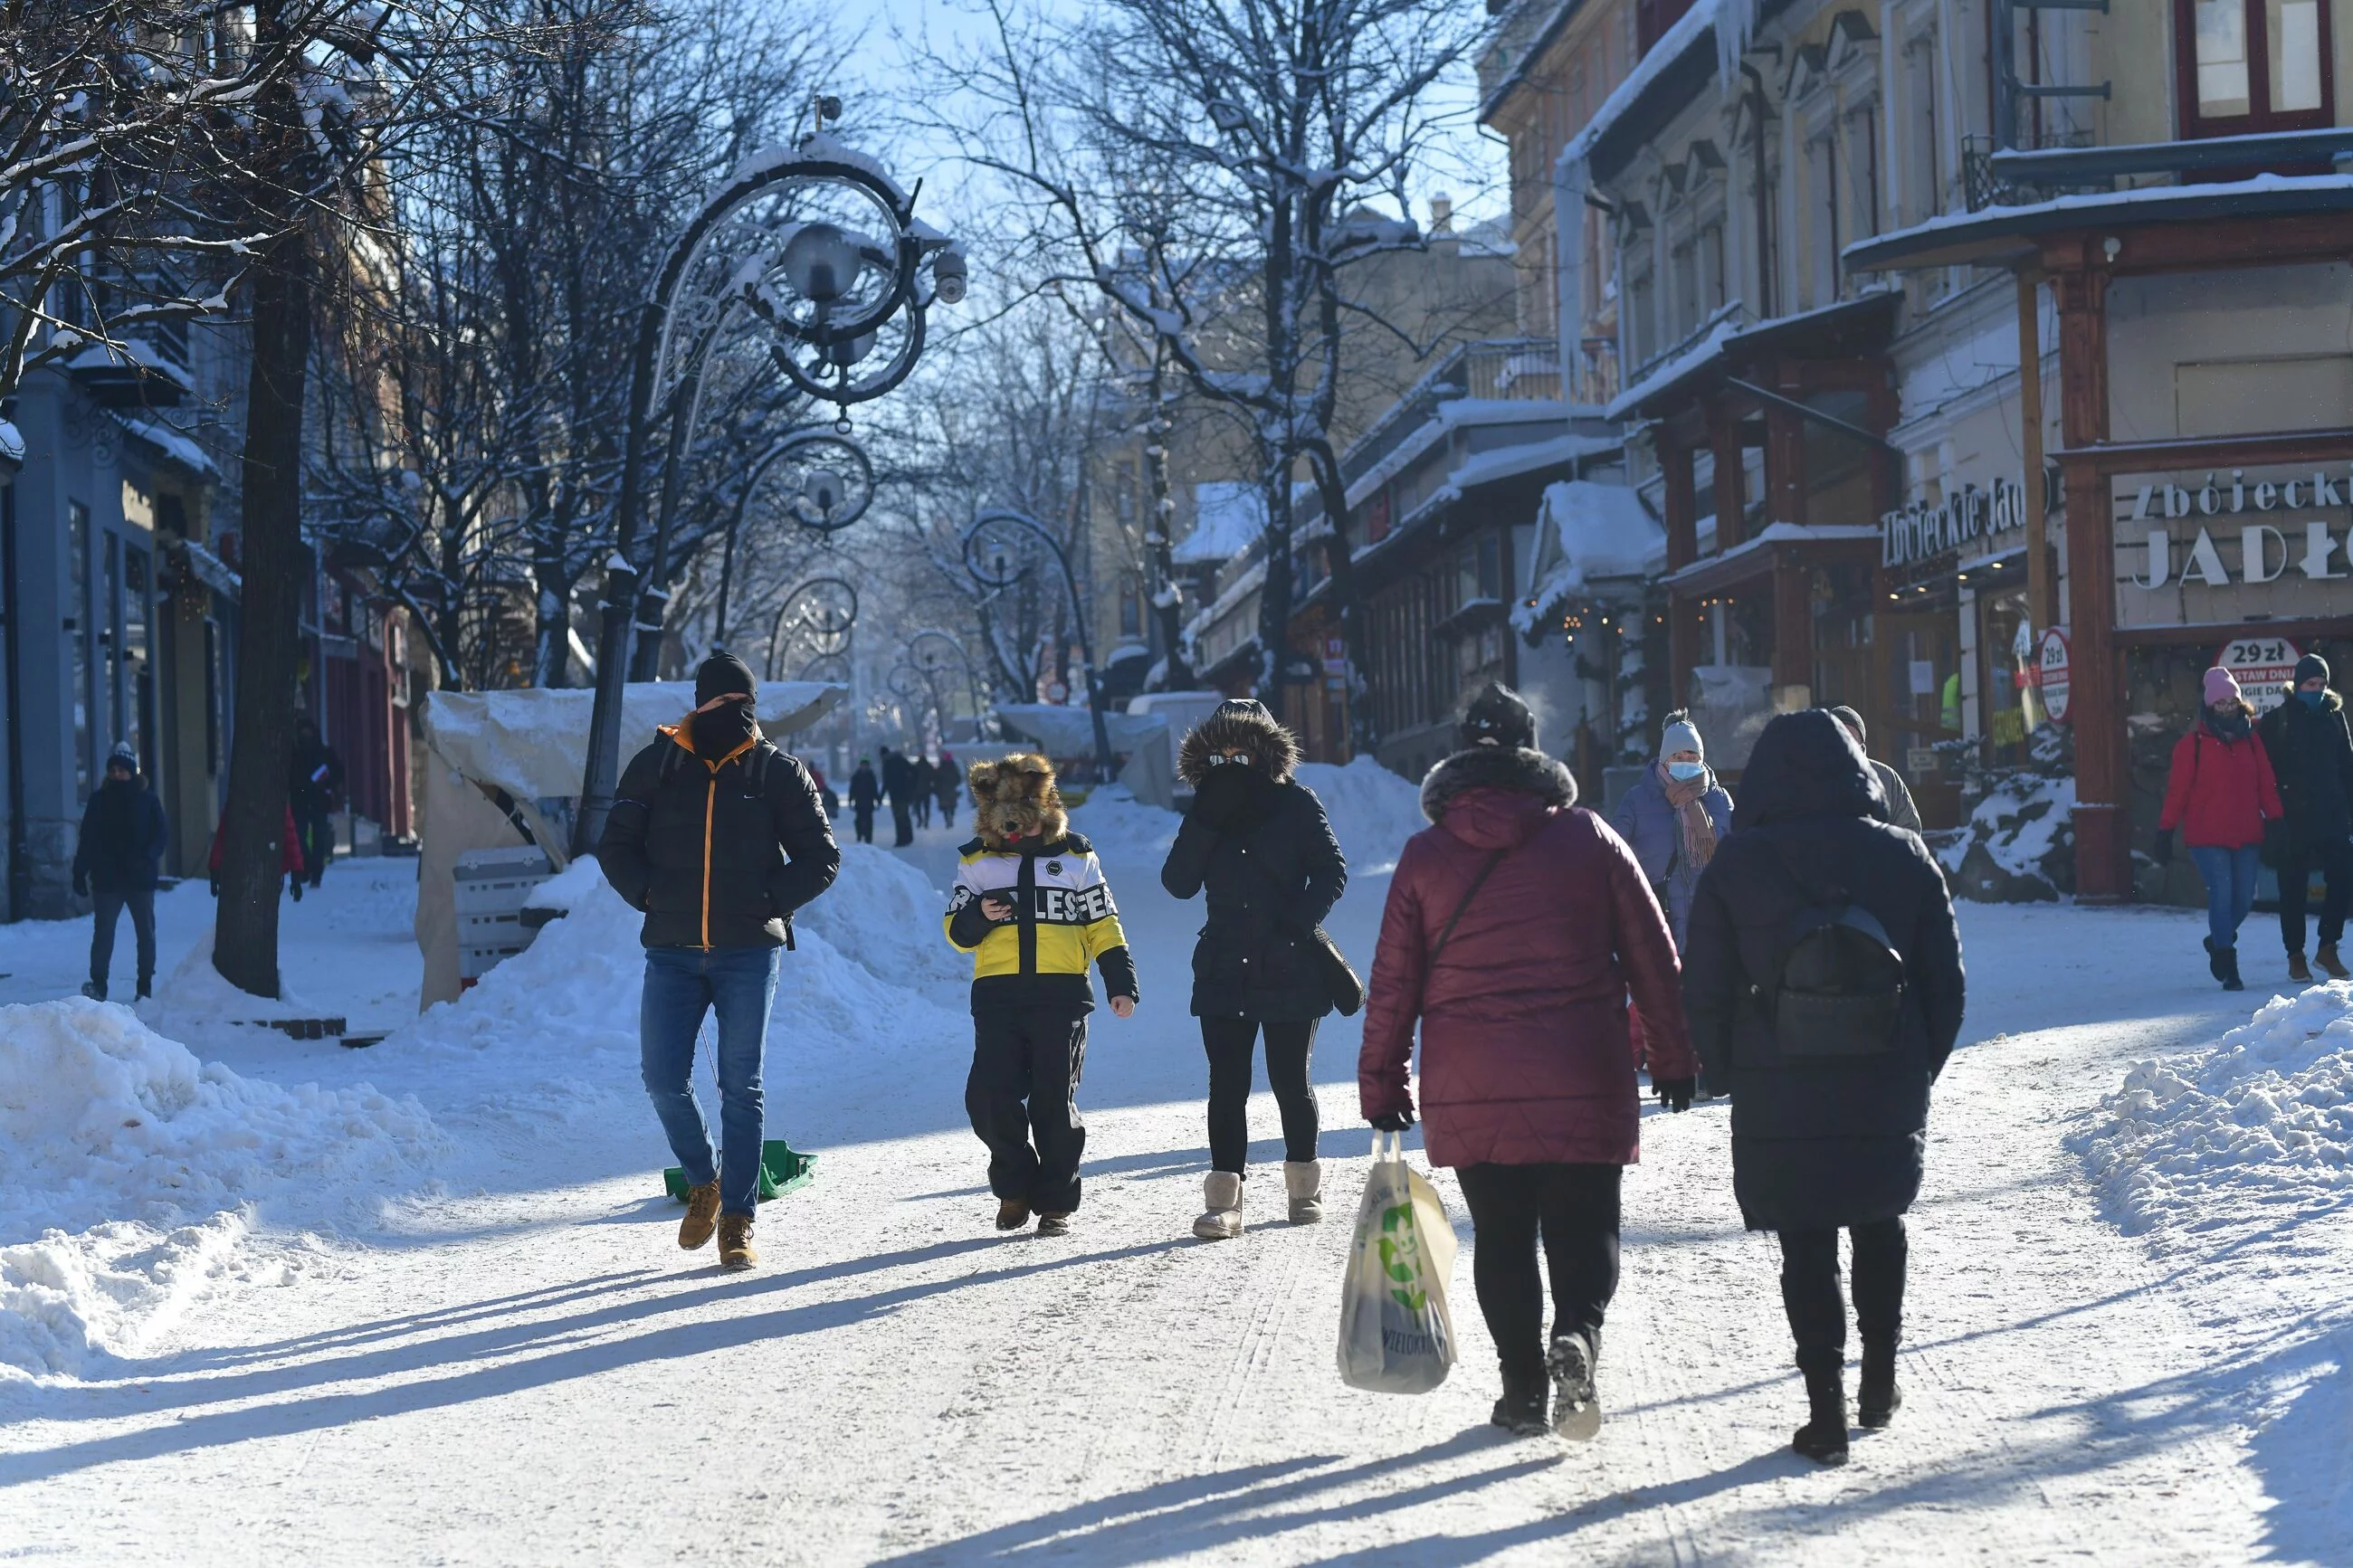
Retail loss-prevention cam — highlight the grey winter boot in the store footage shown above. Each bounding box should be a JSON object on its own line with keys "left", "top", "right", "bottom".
{"left": 1193, "top": 1173, "right": 1243, "bottom": 1240}
{"left": 1283, "top": 1160, "right": 1323, "bottom": 1223}
{"left": 1547, "top": 1330, "right": 1602, "bottom": 1440}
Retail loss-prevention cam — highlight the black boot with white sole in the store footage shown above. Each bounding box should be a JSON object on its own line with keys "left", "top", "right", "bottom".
{"left": 1547, "top": 1330, "right": 1601, "bottom": 1440}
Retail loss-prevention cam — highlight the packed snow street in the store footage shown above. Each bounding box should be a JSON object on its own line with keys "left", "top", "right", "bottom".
{"left": 13, "top": 0, "right": 2353, "bottom": 1560}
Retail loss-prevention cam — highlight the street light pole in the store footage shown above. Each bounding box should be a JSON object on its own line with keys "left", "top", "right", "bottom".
{"left": 963, "top": 509, "right": 1114, "bottom": 778}
{"left": 713, "top": 430, "right": 873, "bottom": 651}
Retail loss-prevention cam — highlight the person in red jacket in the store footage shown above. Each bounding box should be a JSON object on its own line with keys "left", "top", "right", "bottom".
{"left": 2157, "top": 665, "right": 2282, "bottom": 992}
{"left": 208, "top": 804, "right": 308, "bottom": 900}
{"left": 1359, "top": 682, "right": 1696, "bottom": 1440}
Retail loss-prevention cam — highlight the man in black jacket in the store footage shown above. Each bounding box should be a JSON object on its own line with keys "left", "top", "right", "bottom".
{"left": 848, "top": 757, "right": 880, "bottom": 844}
{"left": 2259, "top": 653, "right": 2353, "bottom": 981}
{"left": 288, "top": 714, "right": 345, "bottom": 889}
{"left": 74, "top": 743, "right": 170, "bottom": 1001}
{"left": 881, "top": 746, "right": 917, "bottom": 847}
{"left": 597, "top": 653, "right": 840, "bottom": 1271}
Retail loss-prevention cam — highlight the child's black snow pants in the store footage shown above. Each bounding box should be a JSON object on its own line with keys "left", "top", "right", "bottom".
{"left": 967, "top": 1006, "right": 1090, "bottom": 1213}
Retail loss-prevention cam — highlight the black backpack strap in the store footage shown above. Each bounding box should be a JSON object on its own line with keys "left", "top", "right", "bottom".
{"left": 1430, "top": 848, "right": 1510, "bottom": 965}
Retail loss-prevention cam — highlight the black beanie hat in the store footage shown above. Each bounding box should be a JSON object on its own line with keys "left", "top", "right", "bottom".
{"left": 1461, "top": 681, "right": 1536, "bottom": 751}
{"left": 2294, "top": 653, "right": 2330, "bottom": 687}
{"left": 695, "top": 651, "right": 757, "bottom": 705}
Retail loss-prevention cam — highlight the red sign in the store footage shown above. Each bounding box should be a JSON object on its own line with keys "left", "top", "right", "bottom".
{"left": 2037, "top": 628, "right": 2072, "bottom": 723}
{"left": 2217, "top": 634, "right": 2301, "bottom": 715}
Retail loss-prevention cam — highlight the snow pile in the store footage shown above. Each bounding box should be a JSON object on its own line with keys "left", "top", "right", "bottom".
{"left": 1297, "top": 758, "right": 1425, "bottom": 874}
{"left": 140, "top": 931, "right": 334, "bottom": 1044}
{"left": 2078, "top": 981, "right": 2353, "bottom": 1236}
{"left": 1514, "top": 480, "right": 1663, "bottom": 633}
{"left": 0, "top": 998, "right": 440, "bottom": 1378}
{"left": 1071, "top": 784, "right": 1183, "bottom": 868}
{"left": 522, "top": 853, "right": 606, "bottom": 914}
{"left": 795, "top": 844, "right": 969, "bottom": 1004}
{"left": 1937, "top": 770, "right": 2075, "bottom": 901}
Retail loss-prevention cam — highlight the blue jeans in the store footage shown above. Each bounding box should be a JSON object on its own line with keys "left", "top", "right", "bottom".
{"left": 2187, "top": 844, "right": 2262, "bottom": 952}
{"left": 641, "top": 946, "right": 781, "bottom": 1217}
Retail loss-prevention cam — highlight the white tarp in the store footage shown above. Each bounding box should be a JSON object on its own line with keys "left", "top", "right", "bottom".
{"left": 993, "top": 702, "right": 1177, "bottom": 808}
{"left": 414, "top": 681, "right": 844, "bottom": 1008}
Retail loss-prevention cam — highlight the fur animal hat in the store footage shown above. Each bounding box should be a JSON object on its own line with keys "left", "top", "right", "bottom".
{"left": 966, "top": 753, "right": 1068, "bottom": 849}
{"left": 1178, "top": 698, "right": 1300, "bottom": 788}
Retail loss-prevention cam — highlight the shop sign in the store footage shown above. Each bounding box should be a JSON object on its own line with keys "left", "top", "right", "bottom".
{"left": 1906, "top": 746, "right": 1940, "bottom": 774}
{"left": 2036, "top": 628, "right": 2072, "bottom": 723}
{"left": 1881, "top": 477, "right": 2028, "bottom": 568}
{"left": 2217, "top": 633, "right": 2301, "bottom": 714}
{"left": 2114, "top": 464, "right": 2353, "bottom": 629}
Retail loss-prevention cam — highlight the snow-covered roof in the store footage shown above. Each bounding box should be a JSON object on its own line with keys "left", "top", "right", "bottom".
{"left": 1449, "top": 430, "right": 1622, "bottom": 493}
{"left": 0, "top": 419, "right": 21, "bottom": 469}
{"left": 1605, "top": 315, "right": 1739, "bottom": 423}
{"left": 1658, "top": 521, "right": 1880, "bottom": 586}
{"left": 1556, "top": 0, "right": 1726, "bottom": 182}
{"left": 1606, "top": 290, "right": 1900, "bottom": 421}
{"left": 1175, "top": 481, "right": 1267, "bottom": 564}
{"left": 995, "top": 703, "right": 1168, "bottom": 759}
{"left": 115, "top": 413, "right": 217, "bottom": 478}
{"left": 1514, "top": 481, "right": 1664, "bottom": 632}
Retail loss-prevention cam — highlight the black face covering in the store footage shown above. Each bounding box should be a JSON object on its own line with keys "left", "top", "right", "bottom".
{"left": 1192, "top": 760, "right": 1272, "bottom": 827}
{"left": 691, "top": 695, "right": 758, "bottom": 760}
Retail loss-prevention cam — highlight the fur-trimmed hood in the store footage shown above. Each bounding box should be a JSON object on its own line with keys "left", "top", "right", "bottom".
{"left": 1178, "top": 701, "right": 1300, "bottom": 787}
{"left": 1420, "top": 746, "right": 1577, "bottom": 823}
{"left": 967, "top": 752, "right": 1069, "bottom": 849}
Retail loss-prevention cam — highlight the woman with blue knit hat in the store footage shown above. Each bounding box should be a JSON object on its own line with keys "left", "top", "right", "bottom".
{"left": 1610, "top": 710, "right": 1734, "bottom": 951}
{"left": 2258, "top": 652, "right": 2353, "bottom": 982}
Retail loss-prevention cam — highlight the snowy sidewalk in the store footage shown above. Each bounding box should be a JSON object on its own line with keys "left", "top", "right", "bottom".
{"left": 0, "top": 814, "right": 2338, "bottom": 1563}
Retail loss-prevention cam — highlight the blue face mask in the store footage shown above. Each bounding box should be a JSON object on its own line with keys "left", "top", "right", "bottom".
{"left": 1667, "top": 760, "right": 1707, "bottom": 782}
{"left": 2300, "top": 689, "right": 2329, "bottom": 709}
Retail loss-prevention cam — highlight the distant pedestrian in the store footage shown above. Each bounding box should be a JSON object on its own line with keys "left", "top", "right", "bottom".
{"left": 934, "top": 748, "right": 960, "bottom": 830}
{"left": 208, "top": 803, "right": 307, "bottom": 902}
{"left": 597, "top": 652, "right": 840, "bottom": 1272}
{"left": 849, "top": 757, "right": 880, "bottom": 844}
{"left": 881, "top": 746, "right": 917, "bottom": 846}
{"left": 911, "top": 755, "right": 937, "bottom": 829}
{"left": 806, "top": 762, "right": 841, "bottom": 822}
{"left": 1609, "top": 709, "right": 1733, "bottom": 949}
{"left": 945, "top": 753, "right": 1138, "bottom": 1237}
{"left": 288, "top": 713, "right": 346, "bottom": 888}
{"left": 2257, "top": 654, "right": 2353, "bottom": 983}
{"left": 1161, "top": 699, "right": 1346, "bottom": 1240}
{"left": 1681, "top": 708, "right": 1967, "bottom": 1468}
{"left": 73, "top": 742, "right": 168, "bottom": 1002}
{"left": 1829, "top": 707, "right": 1922, "bottom": 833}
{"left": 1359, "top": 681, "right": 1695, "bottom": 1440}
{"left": 2157, "top": 667, "right": 2282, "bottom": 992}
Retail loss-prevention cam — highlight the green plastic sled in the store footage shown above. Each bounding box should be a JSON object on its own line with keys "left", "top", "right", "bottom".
{"left": 662, "top": 1141, "right": 815, "bottom": 1203}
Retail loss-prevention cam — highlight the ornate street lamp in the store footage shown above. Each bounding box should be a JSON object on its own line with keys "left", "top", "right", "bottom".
{"left": 961, "top": 508, "right": 1113, "bottom": 776}
{"left": 576, "top": 112, "right": 959, "bottom": 856}
{"left": 907, "top": 628, "right": 989, "bottom": 742}
{"left": 711, "top": 429, "right": 873, "bottom": 651}
{"left": 765, "top": 575, "right": 860, "bottom": 680}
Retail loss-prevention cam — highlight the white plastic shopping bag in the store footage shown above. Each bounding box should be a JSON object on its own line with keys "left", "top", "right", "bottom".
{"left": 1336, "top": 1130, "right": 1459, "bottom": 1393}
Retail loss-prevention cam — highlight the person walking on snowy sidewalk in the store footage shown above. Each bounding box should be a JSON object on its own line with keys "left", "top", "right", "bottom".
{"left": 73, "top": 742, "right": 168, "bottom": 1002}
{"left": 2156, "top": 666, "right": 2282, "bottom": 993}
{"left": 1609, "top": 709, "right": 1732, "bottom": 952}
{"left": 597, "top": 652, "right": 840, "bottom": 1272}
{"left": 849, "top": 757, "right": 881, "bottom": 844}
{"left": 934, "top": 747, "right": 961, "bottom": 831}
{"left": 2258, "top": 653, "right": 2353, "bottom": 983}
{"left": 1161, "top": 699, "right": 1347, "bottom": 1240}
{"left": 945, "top": 752, "right": 1138, "bottom": 1237}
{"left": 882, "top": 746, "right": 918, "bottom": 847}
{"left": 1829, "top": 706, "right": 1923, "bottom": 835}
{"left": 1359, "top": 681, "right": 1696, "bottom": 1440}
{"left": 1681, "top": 709, "right": 1966, "bottom": 1468}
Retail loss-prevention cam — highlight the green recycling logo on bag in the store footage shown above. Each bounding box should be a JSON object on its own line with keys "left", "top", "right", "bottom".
{"left": 1338, "top": 1132, "right": 1459, "bottom": 1393}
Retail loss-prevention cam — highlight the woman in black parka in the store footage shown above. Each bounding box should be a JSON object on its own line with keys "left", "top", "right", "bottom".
{"left": 1162, "top": 699, "right": 1348, "bottom": 1240}
{"left": 1682, "top": 709, "right": 1966, "bottom": 1467}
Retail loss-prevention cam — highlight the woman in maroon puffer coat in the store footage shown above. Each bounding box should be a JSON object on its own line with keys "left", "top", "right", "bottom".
{"left": 1359, "top": 682, "right": 1697, "bottom": 1439}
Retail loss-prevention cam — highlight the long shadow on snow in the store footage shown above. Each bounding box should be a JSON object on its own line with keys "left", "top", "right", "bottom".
{"left": 867, "top": 1428, "right": 1562, "bottom": 1566}
{"left": 0, "top": 1236, "right": 1184, "bottom": 1474}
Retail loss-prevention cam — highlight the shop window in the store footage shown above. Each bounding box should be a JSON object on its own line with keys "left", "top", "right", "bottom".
{"left": 1979, "top": 586, "right": 2037, "bottom": 761}
{"left": 2177, "top": 0, "right": 2333, "bottom": 136}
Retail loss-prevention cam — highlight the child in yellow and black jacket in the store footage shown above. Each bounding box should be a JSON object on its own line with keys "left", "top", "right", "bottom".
{"left": 945, "top": 753, "right": 1138, "bottom": 1236}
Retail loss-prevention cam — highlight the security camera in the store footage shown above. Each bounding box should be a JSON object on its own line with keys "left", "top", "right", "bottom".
{"left": 932, "top": 247, "right": 968, "bottom": 307}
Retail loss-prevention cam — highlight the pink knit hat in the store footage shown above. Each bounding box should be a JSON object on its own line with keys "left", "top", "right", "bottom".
{"left": 2203, "top": 666, "right": 2243, "bottom": 706}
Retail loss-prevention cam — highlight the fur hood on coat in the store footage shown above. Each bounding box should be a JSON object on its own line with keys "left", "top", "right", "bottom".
{"left": 1178, "top": 699, "right": 1301, "bottom": 787}
{"left": 1420, "top": 745, "right": 1578, "bottom": 822}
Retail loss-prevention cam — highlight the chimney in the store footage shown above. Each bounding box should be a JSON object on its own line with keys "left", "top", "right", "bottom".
{"left": 1429, "top": 194, "right": 1454, "bottom": 234}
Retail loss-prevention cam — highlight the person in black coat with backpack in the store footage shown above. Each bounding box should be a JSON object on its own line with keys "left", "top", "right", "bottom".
{"left": 1682, "top": 709, "right": 1966, "bottom": 1467}
{"left": 1161, "top": 700, "right": 1347, "bottom": 1240}
{"left": 2257, "top": 653, "right": 2353, "bottom": 982}
{"left": 73, "top": 742, "right": 169, "bottom": 1001}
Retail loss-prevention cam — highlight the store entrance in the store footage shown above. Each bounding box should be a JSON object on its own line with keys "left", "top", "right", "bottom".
{"left": 1880, "top": 603, "right": 1964, "bottom": 828}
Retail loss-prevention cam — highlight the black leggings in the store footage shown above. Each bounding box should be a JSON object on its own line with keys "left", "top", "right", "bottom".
{"left": 1777, "top": 1219, "right": 1908, "bottom": 1373}
{"left": 1201, "top": 1017, "right": 1319, "bottom": 1174}
{"left": 1454, "top": 1162, "right": 1623, "bottom": 1384}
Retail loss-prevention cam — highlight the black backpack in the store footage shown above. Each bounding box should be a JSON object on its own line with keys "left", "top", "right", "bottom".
{"left": 1757, "top": 841, "right": 1907, "bottom": 1060}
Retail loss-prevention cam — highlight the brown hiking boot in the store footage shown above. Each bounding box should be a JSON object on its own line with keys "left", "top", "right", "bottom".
{"left": 717, "top": 1214, "right": 757, "bottom": 1270}
{"left": 995, "top": 1198, "right": 1031, "bottom": 1232}
{"left": 1035, "top": 1212, "right": 1071, "bottom": 1237}
{"left": 678, "top": 1178, "right": 722, "bottom": 1250}
{"left": 2289, "top": 952, "right": 2315, "bottom": 984}
{"left": 2320, "top": 944, "right": 2350, "bottom": 981}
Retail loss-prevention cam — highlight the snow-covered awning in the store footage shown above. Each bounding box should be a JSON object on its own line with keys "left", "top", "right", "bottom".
{"left": 1514, "top": 481, "right": 1664, "bottom": 634}
{"left": 169, "top": 537, "right": 242, "bottom": 602}
{"left": 1175, "top": 481, "right": 1268, "bottom": 564}
{"left": 1606, "top": 290, "right": 1900, "bottom": 422}
{"left": 993, "top": 703, "right": 1169, "bottom": 759}
{"left": 1844, "top": 173, "right": 2353, "bottom": 275}
{"left": 115, "top": 413, "right": 218, "bottom": 478}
